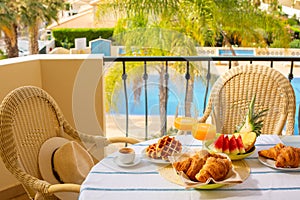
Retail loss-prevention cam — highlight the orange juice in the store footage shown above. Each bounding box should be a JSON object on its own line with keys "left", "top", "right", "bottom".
{"left": 174, "top": 117, "right": 197, "bottom": 131}
{"left": 192, "top": 123, "right": 216, "bottom": 140}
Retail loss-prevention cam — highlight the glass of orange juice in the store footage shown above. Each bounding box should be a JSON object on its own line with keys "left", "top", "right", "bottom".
{"left": 192, "top": 123, "right": 216, "bottom": 141}
{"left": 174, "top": 102, "right": 198, "bottom": 133}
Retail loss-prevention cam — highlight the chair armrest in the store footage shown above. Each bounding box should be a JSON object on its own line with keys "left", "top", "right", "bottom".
{"left": 48, "top": 184, "right": 81, "bottom": 194}
{"left": 77, "top": 131, "right": 140, "bottom": 145}
{"left": 108, "top": 137, "right": 141, "bottom": 144}
{"left": 77, "top": 132, "right": 110, "bottom": 145}
{"left": 199, "top": 98, "right": 213, "bottom": 123}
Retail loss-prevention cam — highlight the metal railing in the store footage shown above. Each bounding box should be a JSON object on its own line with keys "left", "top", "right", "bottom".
{"left": 103, "top": 56, "right": 300, "bottom": 138}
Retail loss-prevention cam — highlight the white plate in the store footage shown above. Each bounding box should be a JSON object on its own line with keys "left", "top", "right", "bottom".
{"left": 113, "top": 156, "right": 141, "bottom": 167}
{"left": 141, "top": 148, "right": 170, "bottom": 164}
{"left": 258, "top": 156, "right": 300, "bottom": 171}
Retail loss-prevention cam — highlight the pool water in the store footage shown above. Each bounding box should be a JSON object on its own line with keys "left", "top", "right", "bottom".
{"left": 291, "top": 78, "right": 300, "bottom": 135}
{"left": 111, "top": 75, "right": 300, "bottom": 135}
{"left": 219, "top": 49, "right": 254, "bottom": 56}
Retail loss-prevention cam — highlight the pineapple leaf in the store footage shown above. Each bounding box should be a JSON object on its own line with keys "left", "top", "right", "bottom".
{"left": 252, "top": 109, "right": 268, "bottom": 121}
{"left": 235, "top": 95, "right": 268, "bottom": 136}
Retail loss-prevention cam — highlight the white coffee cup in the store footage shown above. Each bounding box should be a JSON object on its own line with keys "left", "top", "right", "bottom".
{"left": 117, "top": 147, "right": 135, "bottom": 164}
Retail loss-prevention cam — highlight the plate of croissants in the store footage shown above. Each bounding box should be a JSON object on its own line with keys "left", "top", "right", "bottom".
{"left": 158, "top": 149, "right": 249, "bottom": 189}
{"left": 258, "top": 143, "right": 300, "bottom": 170}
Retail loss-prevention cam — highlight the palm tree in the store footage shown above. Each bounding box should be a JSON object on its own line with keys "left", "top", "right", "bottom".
{"left": 215, "top": 0, "right": 290, "bottom": 48}
{"left": 98, "top": 0, "right": 291, "bottom": 136}
{"left": 103, "top": 0, "right": 290, "bottom": 46}
{"left": 111, "top": 24, "right": 201, "bottom": 136}
{"left": 0, "top": 0, "right": 19, "bottom": 57}
{"left": 19, "top": 0, "right": 64, "bottom": 54}
{"left": 1, "top": 0, "right": 63, "bottom": 57}
{"left": 107, "top": 22, "right": 208, "bottom": 136}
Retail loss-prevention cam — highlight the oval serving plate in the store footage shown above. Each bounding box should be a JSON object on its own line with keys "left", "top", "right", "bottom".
{"left": 158, "top": 159, "right": 250, "bottom": 190}
{"left": 204, "top": 140, "right": 256, "bottom": 161}
{"left": 158, "top": 164, "right": 224, "bottom": 189}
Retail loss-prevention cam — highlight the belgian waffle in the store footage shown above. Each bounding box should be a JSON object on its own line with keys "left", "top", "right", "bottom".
{"left": 157, "top": 136, "right": 183, "bottom": 160}
{"left": 146, "top": 143, "right": 159, "bottom": 159}
{"left": 146, "top": 136, "right": 182, "bottom": 160}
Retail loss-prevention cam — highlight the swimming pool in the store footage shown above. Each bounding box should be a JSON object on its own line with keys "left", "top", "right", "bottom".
{"left": 291, "top": 77, "right": 300, "bottom": 135}
{"left": 111, "top": 75, "right": 300, "bottom": 135}
{"left": 219, "top": 49, "right": 255, "bottom": 56}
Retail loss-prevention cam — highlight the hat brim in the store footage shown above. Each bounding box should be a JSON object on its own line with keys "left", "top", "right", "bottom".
{"left": 38, "top": 137, "right": 78, "bottom": 200}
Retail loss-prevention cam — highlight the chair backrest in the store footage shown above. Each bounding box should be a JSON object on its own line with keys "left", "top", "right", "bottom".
{"left": 202, "top": 64, "right": 296, "bottom": 135}
{"left": 0, "top": 86, "right": 80, "bottom": 198}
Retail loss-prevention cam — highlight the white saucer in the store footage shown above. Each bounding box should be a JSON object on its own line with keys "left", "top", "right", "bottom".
{"left": 113, "top": 156, "right": 141, "bottom": 167}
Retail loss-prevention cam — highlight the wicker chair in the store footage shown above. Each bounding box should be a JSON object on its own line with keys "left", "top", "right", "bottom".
{"left": 0, "top": 86, "right": 140, "bottom": 199}
{"left": 199, "top": 64, "right": 296, "bottom": 135}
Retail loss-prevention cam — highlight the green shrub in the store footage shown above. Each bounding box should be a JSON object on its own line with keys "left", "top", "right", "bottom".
{"left": 290, "top": 25, "right": 300, "bottom": 33}
{"left": 270, "top": 39, "right": 286, "bottom": 48}
{"left": 288, "top": 18, "right": 299, "bottom": 27}
{"left": 0, "top": 49, "right": 7, "bottom": 60}
{"left": 52, "top": 28, "right": 114, "bottom": 48}
{"left": 289, "top": 39, "right": 300, "bottom": 48}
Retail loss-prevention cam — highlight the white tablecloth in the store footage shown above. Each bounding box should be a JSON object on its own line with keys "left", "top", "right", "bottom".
{"left": 79, "top": 135, "right": 300, "bottom": 200}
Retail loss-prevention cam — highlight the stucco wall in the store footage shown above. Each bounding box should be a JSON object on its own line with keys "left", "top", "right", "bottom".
{"left": 0, "top": 57, "right": 43, "bottom": 195}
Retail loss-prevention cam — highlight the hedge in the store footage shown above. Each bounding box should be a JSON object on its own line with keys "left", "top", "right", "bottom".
{"left": 52, "top": 28, "right": 114, "bottom": 48}
{"left": 290, "top": 26, "right": 300, "bottom": 33}
{"left": 289, "top": 39, "right": 300, "bottom": 48}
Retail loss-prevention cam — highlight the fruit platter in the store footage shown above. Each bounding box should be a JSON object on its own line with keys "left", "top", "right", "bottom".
{"left": 204, "top": 132, "right": 256, "bottom": 160}
{"left": 204, "top": 95, "right": 267, "bottom": 160}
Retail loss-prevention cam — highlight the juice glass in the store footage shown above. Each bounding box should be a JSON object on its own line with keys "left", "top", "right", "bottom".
{"left": 192, "top": 123, "right": 216, "bottom": 141}
{"left": 174, "top": 117, "right": 197, "bottom": 131}
{"left": 174, "top": 102, "right": 198, "bottom": 133}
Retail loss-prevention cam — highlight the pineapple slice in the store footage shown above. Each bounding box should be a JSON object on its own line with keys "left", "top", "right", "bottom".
{"left": 234, "top": 132, "right": 256, "bottom": 152}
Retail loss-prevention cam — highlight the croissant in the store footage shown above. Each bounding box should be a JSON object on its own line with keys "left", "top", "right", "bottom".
{"left": 185, "top": 154, "right": 207, "bottom": 181}
{"left": 195, "top": 157, "right": 231, "bottom": 183}
{"left": 258, "top": 143, "right": 285, "bottom": 160}
{"left": 173, "top": 157, "right": 192, "bottom": 173}
{"left": 296, "top": 148, "right": 300, "bottom": 161}
{"left": 195, "top": 149, "right": 211, "bottom": 158}
{"left": 275, "top": 146, "right": 299, "bottom": 168}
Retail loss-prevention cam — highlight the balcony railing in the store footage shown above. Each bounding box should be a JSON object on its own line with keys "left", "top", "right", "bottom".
{"left": 103, "top": 56, "right": 300, "bottom": 139}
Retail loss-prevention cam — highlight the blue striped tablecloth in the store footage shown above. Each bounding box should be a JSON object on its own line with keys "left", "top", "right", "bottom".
{"left": 79, "top": 135, "right": 300, "bottom": 200}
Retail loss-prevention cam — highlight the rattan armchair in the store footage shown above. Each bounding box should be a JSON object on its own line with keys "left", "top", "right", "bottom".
{"left": 0, "top": 86, "right": 140, "bottom": 200}
{"left": 199, "top": 64, "right": 296, "bottom": 135}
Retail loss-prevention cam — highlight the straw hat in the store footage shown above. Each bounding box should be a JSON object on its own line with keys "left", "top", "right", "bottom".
{"left": 38, "top": 137, "right": 94, "bottom": 199}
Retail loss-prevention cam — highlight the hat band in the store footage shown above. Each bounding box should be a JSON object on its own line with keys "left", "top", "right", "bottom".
{"left": 51, "top": 148, "right": 64, "bottom": 184}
